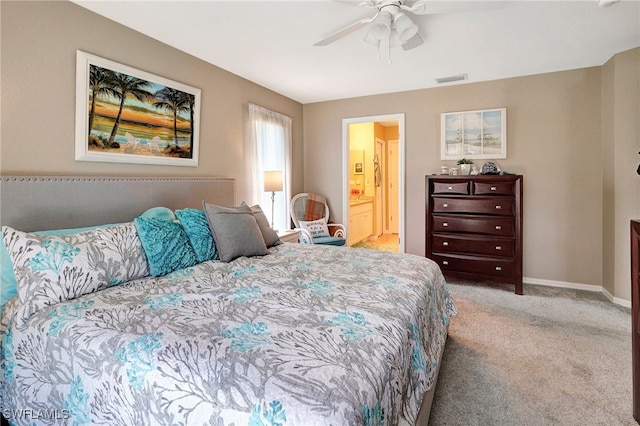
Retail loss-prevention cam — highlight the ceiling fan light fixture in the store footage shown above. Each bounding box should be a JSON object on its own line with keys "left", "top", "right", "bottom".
{"left": 368, "top": 11, "right": 392, "bottom": 40}
{"left": 363, "top": 31, "right": 381, "bottom": 47}
{"left": 394, "top": 12, "right": 418, "bottom": 42}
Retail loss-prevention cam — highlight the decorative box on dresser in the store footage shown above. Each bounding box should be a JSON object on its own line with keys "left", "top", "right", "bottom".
{"left": 631, "top": 220, "right": 640, "bottom": 423}
{"left": 425, "top": 175, "right": 523, "bottom": 295}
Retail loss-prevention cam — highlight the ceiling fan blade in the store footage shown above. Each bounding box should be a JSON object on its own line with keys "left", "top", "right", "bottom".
{"left": 334, "top": 0, "right": 376, "bottom": 6}
{"left": 313, "top": 15, "right": 377, "bottom": 46}
{"left": 403, "top": 0, "right": 506, "bottom": 15}
{"left": 401, "top": 32, "right": 424, "bottom": 51}
{"left": 403, "top": 0, "right": 428, "bottom": 15}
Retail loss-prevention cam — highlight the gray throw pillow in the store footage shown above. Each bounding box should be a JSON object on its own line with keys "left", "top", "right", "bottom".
{"left": 202, "top": 202, "right": 268, "bottom": 262}
{"left": 241, "top": 202, "right": 281, "bottom": 248}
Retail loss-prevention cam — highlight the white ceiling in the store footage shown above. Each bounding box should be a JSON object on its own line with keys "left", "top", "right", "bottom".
{"left": 72, "top": 0, "right": 640, "bottom": 104}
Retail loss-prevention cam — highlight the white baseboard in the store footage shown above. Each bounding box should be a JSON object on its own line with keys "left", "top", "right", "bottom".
{"left": 602, "top": 287, "right": 632, "bottom": 309}
{"left": 523, "top": 277, "right": 631, "bottom": 309}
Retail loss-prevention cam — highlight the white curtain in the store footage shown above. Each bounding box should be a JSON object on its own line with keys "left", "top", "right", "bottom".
{"left": 248, "top": 103, "right": 292, "bottom": 231}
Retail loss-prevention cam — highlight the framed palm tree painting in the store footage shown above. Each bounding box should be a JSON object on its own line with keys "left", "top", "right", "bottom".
{"left": 75, "top": 51, "right": 201, "bottom": 166}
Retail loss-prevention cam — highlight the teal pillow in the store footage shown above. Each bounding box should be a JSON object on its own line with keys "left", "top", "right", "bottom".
{"left": 141, "top": 206, "right": 176, "bottom": 221}
{"left": 134, "top": 216, "right": 197, "bottom": 276}
{"left": 0, "top": 242, "right": 18, "bottom": 313}
{"left": 175, "top": 208, "right": 217, "bottom": 263}
{"left": 1, "top": 223, "right": 123, "bottom": 317}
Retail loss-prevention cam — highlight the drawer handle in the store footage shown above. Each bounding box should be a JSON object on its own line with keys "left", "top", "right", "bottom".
{"left": 495, "top": 266, "right": 502, "bottom": 271}
{"left": 495, "top": 205, "right": 502, "bottom": 210}
{"left": 443, "top": 241, "right": 449, "bottom": 246}
{"left": 443, "top": 260, "right": 449, "bottom": 265}
{"left": 443, "top": 222, "right": 449, "bottom": 227}
{"left": 495, "top": 225, "right": 502, "bottom": 230}
{"left": 443, "top": 203, "right": 449, "bottom": 208}
{"left": 495, "top": 246, "right": 502, "bottom": 251}
{"left": 491, "top": 186, "right": 497, "bottom": 191}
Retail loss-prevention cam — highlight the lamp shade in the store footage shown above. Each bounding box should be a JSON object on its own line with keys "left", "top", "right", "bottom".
{"left": 264, "top": 170, "right": 283, "bottom": 192}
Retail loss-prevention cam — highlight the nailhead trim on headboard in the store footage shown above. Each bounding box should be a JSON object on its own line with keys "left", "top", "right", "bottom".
{"left": 0, "top": 176, "right": 236, "bottom": 232}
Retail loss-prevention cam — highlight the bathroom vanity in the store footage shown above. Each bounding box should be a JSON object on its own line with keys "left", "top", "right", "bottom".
{"left": 348, "top": 198, "right": 373, "bottom": 246}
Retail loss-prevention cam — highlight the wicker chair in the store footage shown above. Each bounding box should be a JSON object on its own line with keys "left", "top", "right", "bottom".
{"left": 290, "top": 193, "right": 346, "bottom": 246}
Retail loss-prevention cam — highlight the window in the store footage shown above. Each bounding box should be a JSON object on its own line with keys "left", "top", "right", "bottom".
{"left": 248, "top": 103, "right": 292, "bottom": 231}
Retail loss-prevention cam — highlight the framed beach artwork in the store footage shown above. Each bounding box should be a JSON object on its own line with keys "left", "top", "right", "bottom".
{"left": 75, "top": 51, "right": 201, "bottom": 166}
{"left": 440, "top": 108, "right": 506, "bottom": 160}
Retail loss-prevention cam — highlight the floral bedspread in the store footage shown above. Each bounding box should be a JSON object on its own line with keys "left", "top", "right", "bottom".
{"left": 1, "top": 244, "right": 456, "bottom": 425}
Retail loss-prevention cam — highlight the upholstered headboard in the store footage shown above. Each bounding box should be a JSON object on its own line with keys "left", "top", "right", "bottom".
{"left": 0, "top": 176, "right": 235, "bottom": 232}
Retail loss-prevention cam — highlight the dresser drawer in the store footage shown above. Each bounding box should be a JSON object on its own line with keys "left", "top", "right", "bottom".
{"left": 432, "top": 254, "right": 515, "bottom": 278}
{"left": 432, "top": 181, "right": 469, "bottom": 195}
{"left": 473, "top": 181, "right": 515, "bottom": 196}
{"left": 432, "top": 234, "right": 515, "bottom": 257}
{"left": 432, "top": 215, "right": 515, "bottom": 237}
{"left": 433, "top": 197, "right": 515, "bottom": 216}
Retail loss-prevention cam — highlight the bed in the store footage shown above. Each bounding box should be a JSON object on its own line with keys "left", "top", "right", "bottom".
{"left": 0, "top": 176, "right": 456, "bottom": 426}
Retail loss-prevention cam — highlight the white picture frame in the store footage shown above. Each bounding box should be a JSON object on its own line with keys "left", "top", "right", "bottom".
{"left": 75, "top": 51, "right": 201, "bottom": 167}
{"left": 441, "top": 108, "right": 507, "bottom": 160}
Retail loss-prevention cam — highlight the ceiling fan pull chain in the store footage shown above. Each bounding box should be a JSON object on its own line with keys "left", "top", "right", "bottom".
{"left": 388, "top": 39, "right": 392, "bottom": 64}
{"left": 376, "top": 40, "right": 381, "bottom": 60}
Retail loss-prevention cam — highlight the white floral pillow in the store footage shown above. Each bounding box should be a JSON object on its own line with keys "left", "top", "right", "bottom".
{"left": 299, "top": 219, "right": 330, "bottom": 238}
{"left": 1, "top": 222, "right": 149, "bottom": 324}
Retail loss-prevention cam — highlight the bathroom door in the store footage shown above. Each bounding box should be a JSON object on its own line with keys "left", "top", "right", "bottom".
{"left": 375, "top": 139, "right": 384, "bottom": 237}
{"left": 388, "top": 140, "right": 399, "bottom": 234}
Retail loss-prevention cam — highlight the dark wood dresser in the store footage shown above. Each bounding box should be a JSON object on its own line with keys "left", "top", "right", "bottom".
{"left": 425, "top": 175, "right": 523, "bottom": 294}
{"left": 631, "top": 220, "right": 640, "bottom": 423}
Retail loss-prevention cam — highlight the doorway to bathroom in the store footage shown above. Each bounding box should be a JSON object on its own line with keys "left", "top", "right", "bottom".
{"left": 342, "top": 113, "right": 405, "bottom": 253}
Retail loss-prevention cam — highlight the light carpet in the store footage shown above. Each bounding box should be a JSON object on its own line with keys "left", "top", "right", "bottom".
{"left": 428, "top": 282, "right": 635, "bottom": 426}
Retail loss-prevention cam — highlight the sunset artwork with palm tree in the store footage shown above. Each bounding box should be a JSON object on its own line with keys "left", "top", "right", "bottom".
{"left": 78, "top": 52, "right": 200, "bottom": 166}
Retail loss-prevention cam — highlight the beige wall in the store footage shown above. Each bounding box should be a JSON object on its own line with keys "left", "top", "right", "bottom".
{"left": 2, "top": 2, "right": 638, "bottom": 302}
{"left": 304, "top": 67, "right": 617, "bottom": 294}
{"left": 602, "top": 48, "right": 640, "bottom": 302}
{"left": 0, "top": 1, "right": 304, "bottom": 205}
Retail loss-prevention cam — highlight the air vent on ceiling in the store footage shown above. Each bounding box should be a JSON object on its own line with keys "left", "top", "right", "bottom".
{"left": 435, "top": 74, "right": 467, "bottom": 84}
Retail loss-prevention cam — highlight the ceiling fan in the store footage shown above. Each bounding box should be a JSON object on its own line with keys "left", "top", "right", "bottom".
{"left": 313, "top": 0, "right": 431, "bottom": 54}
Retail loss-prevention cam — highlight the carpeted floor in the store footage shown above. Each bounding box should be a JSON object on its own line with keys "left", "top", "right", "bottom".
{"left": 428, "top": 281, "right": 635, "bottom": 426}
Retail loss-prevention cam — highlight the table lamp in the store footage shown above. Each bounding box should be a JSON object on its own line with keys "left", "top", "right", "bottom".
{"left": 263, "top": 170, "right": 283, "bottom": 230}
